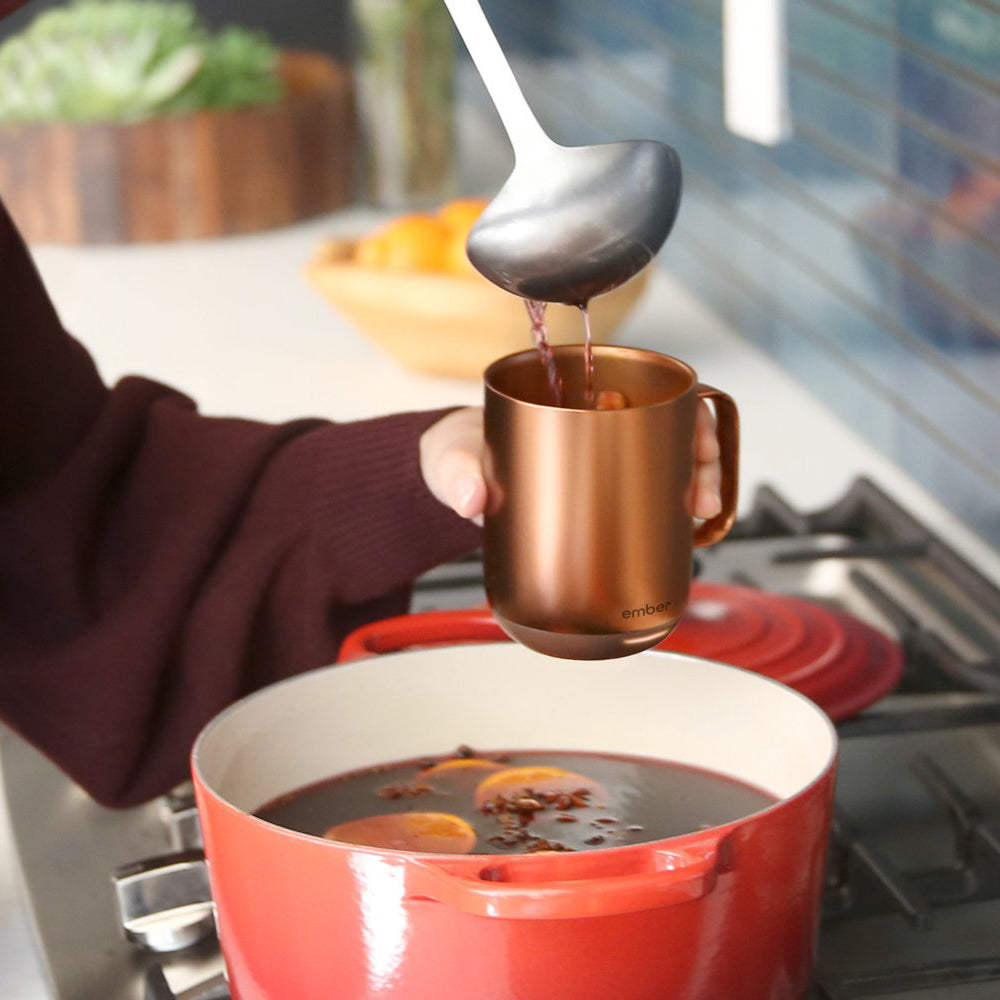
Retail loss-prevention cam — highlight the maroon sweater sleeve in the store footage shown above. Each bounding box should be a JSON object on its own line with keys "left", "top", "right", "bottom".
{"left": 0, "top": 199, "right": 482, "bottom": 807}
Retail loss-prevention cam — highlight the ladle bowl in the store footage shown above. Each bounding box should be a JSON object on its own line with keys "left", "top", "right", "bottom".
{"left": 443, "top": 0, "right": 682, "bottom": 304}
{"left": 468, "top": 138, "right": 681, "bottom": 305}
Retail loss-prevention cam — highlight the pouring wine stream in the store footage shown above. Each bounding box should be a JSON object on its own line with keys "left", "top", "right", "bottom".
{"left": 442, "top": 0, "right": 682, "bottom": 405}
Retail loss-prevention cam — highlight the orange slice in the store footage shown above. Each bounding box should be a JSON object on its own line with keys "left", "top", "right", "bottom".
{"left": 596, "top": 390, "right": 628, "bottom": 411}
{"left": 323, "top": 812, "right": 476, "bottom": 854}
{"left": 418, "top": 758, "right": 504, "bottom": 779}
{"left": 474, "top": 766, "right": 605, "bottom": 809}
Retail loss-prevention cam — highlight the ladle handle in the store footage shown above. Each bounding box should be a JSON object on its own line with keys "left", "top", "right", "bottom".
{"left": 441, "top": 0, "right": 552, "bottom": 155}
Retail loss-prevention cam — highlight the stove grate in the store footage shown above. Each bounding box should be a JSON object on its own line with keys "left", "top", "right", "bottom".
{"left": 826, "top": 809, "right": 933, "bottom": 929}
{"left": 815, "top": 958, "right": 1000, "bottom": 999}
{"left": 826, "top": 752, "right": 1000, "bottom": 923}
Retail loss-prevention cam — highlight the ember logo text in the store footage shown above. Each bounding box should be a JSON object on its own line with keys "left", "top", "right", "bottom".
{"left": 622, "top": 601, "right": 673, "bottom": 619}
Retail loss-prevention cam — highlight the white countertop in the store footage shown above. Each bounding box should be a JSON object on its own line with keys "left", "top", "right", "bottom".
{"left": 4, "top": 207, "right": 1000, "bottom": 999}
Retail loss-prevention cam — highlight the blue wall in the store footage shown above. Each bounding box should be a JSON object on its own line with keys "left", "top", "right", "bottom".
{"left": 474, "top": 0, "right": 1000, "bottom": 547}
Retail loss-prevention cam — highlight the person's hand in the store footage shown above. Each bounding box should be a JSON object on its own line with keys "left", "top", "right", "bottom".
{"left": 420, "top": 402, "right": 723, "bottom": 523}
{"left": 420, "top": 408, "right": 488, "bottom": 523}
{"left": 691, "top": 399, "right": 722, "bottom": 519}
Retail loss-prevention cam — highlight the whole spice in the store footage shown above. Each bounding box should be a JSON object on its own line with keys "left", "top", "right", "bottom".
{"left": 375, "top": 782, "right": 432, "bottom": 800}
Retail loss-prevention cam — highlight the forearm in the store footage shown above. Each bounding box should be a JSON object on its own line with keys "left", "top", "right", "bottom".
{"left": 0, "top": 384, "right": 480, "bottom": 806}
{"left": 0, "top": 199, "right": 108, "bottom": 499}
{"left": 0, "top": 193, "right": 481, "bottom": 806}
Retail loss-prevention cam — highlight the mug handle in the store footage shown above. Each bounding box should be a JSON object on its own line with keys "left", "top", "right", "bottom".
{"left": 693, "top": 384, "right": 739, "bottom": 548}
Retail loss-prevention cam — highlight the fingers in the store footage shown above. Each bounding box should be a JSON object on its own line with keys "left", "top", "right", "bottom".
{"left": 419, "top": 408, "right": 487, "bottom": 522}
{"left": 693, "top": 400, "right": 722, "bottom": 520}
{"left": 423, "top": 403, "right": 723, "bottom": 524}
{"left": 436, "top": 451, "right": 488, "bottom": 520}
{"left": 694, "top": 399, "right": 720, "bottom": 463}
{"left": 693, "top": 459, "right": 722, "bottom": 519}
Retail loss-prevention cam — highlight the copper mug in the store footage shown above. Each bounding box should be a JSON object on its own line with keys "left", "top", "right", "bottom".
{"left": 483, "top": 345, "right": 739, "bottom": 660}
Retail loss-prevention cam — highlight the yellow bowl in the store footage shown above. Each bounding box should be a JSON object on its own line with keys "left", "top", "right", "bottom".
{"left": 305, "top": 239, "right": 650, "bottom": 379}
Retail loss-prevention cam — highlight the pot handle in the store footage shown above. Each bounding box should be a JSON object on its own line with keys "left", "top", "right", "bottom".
{"left": 337, "top": 609, "right": 508, "bottom": 662}
{"left": 693, "top": 384, "right": 739, "bottom": 548}
{"left": 406, "top": 836, "right": 726, "bottom": 920}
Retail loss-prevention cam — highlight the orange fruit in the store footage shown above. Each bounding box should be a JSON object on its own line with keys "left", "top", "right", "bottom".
{"left": 353, "top": 232, "right": 387, "bottom": 267}
{"left": 474, "top": 766, "right": 605, "bottom": 809}
{"left": 378, "top": 213, "right": 450, "bottom": 272}
{"left": 442, "top": 233, "right": 480, "bottom": 277}
{"left": 323, "top": 812, "right": 476, "bottom": 854}
{"left": 351, "top": 204, "right": 487, "bottom": 274}
{"left": 437, "top": 197, "right": 488, "bottom": 235}
{"left": 438, "top": 199, "right": 488, "bottom": 277}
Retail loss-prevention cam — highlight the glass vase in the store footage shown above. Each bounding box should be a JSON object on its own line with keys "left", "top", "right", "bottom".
{"left": 352, "top": 0, "right": 456, "bottom": 208}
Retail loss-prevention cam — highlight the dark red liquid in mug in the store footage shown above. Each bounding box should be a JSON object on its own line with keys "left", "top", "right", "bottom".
{"left": 255, "top": 749, "right": 776, "bottom": 856}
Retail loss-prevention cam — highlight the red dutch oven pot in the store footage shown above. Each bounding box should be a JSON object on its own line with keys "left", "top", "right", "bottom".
{"left": 192, "top": 644, "right": 837, "bottom": 1000}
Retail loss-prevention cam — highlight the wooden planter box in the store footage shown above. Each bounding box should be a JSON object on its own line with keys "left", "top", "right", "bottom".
{"left": 0, "top": 51, "right": 356, "bottom": 243}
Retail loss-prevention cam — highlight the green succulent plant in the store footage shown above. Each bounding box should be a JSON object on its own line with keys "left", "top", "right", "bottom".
{"left": 0, "top": 0, "right": 284, "bottom": 124}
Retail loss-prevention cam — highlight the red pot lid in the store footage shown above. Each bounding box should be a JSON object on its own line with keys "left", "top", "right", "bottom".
{"left": 338, "top": 582, "right": 904, "bottom": 722}
{"left": 659, "top": 582, "right": 903, "bottom": 721}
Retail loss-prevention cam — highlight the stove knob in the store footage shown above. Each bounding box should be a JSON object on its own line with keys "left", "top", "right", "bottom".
{"left": 160, "top": 784, "right": 203, "bottom": 851}
{"left": 144, "top": 966, "right": 229, "bottom": 1000}
{"left": 112, "top": 849, "right": 215, "bottom": 953}
{"left": 144, "top": 966, "right": 177, "bottom": 1000}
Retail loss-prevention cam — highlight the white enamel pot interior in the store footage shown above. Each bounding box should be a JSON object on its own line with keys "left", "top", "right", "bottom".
{"left": 195, "top": 644, "right": 836, "bottom": 826}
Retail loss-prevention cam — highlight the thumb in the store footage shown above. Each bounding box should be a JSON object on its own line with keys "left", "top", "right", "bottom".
{"left": 419, "top": 408, "right": 487, "bottom": 522}
{"left": 436, "top": 449, "right": 488, "bottom": 521}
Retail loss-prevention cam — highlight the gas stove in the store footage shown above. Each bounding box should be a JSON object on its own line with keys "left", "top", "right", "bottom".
{"left": 4, "top": 477, "right": 1000, "bottom": 1000}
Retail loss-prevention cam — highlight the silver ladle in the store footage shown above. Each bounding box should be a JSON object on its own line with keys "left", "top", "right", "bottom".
{"left": 442, "top": 0, "right": 682, "bottom": 306}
